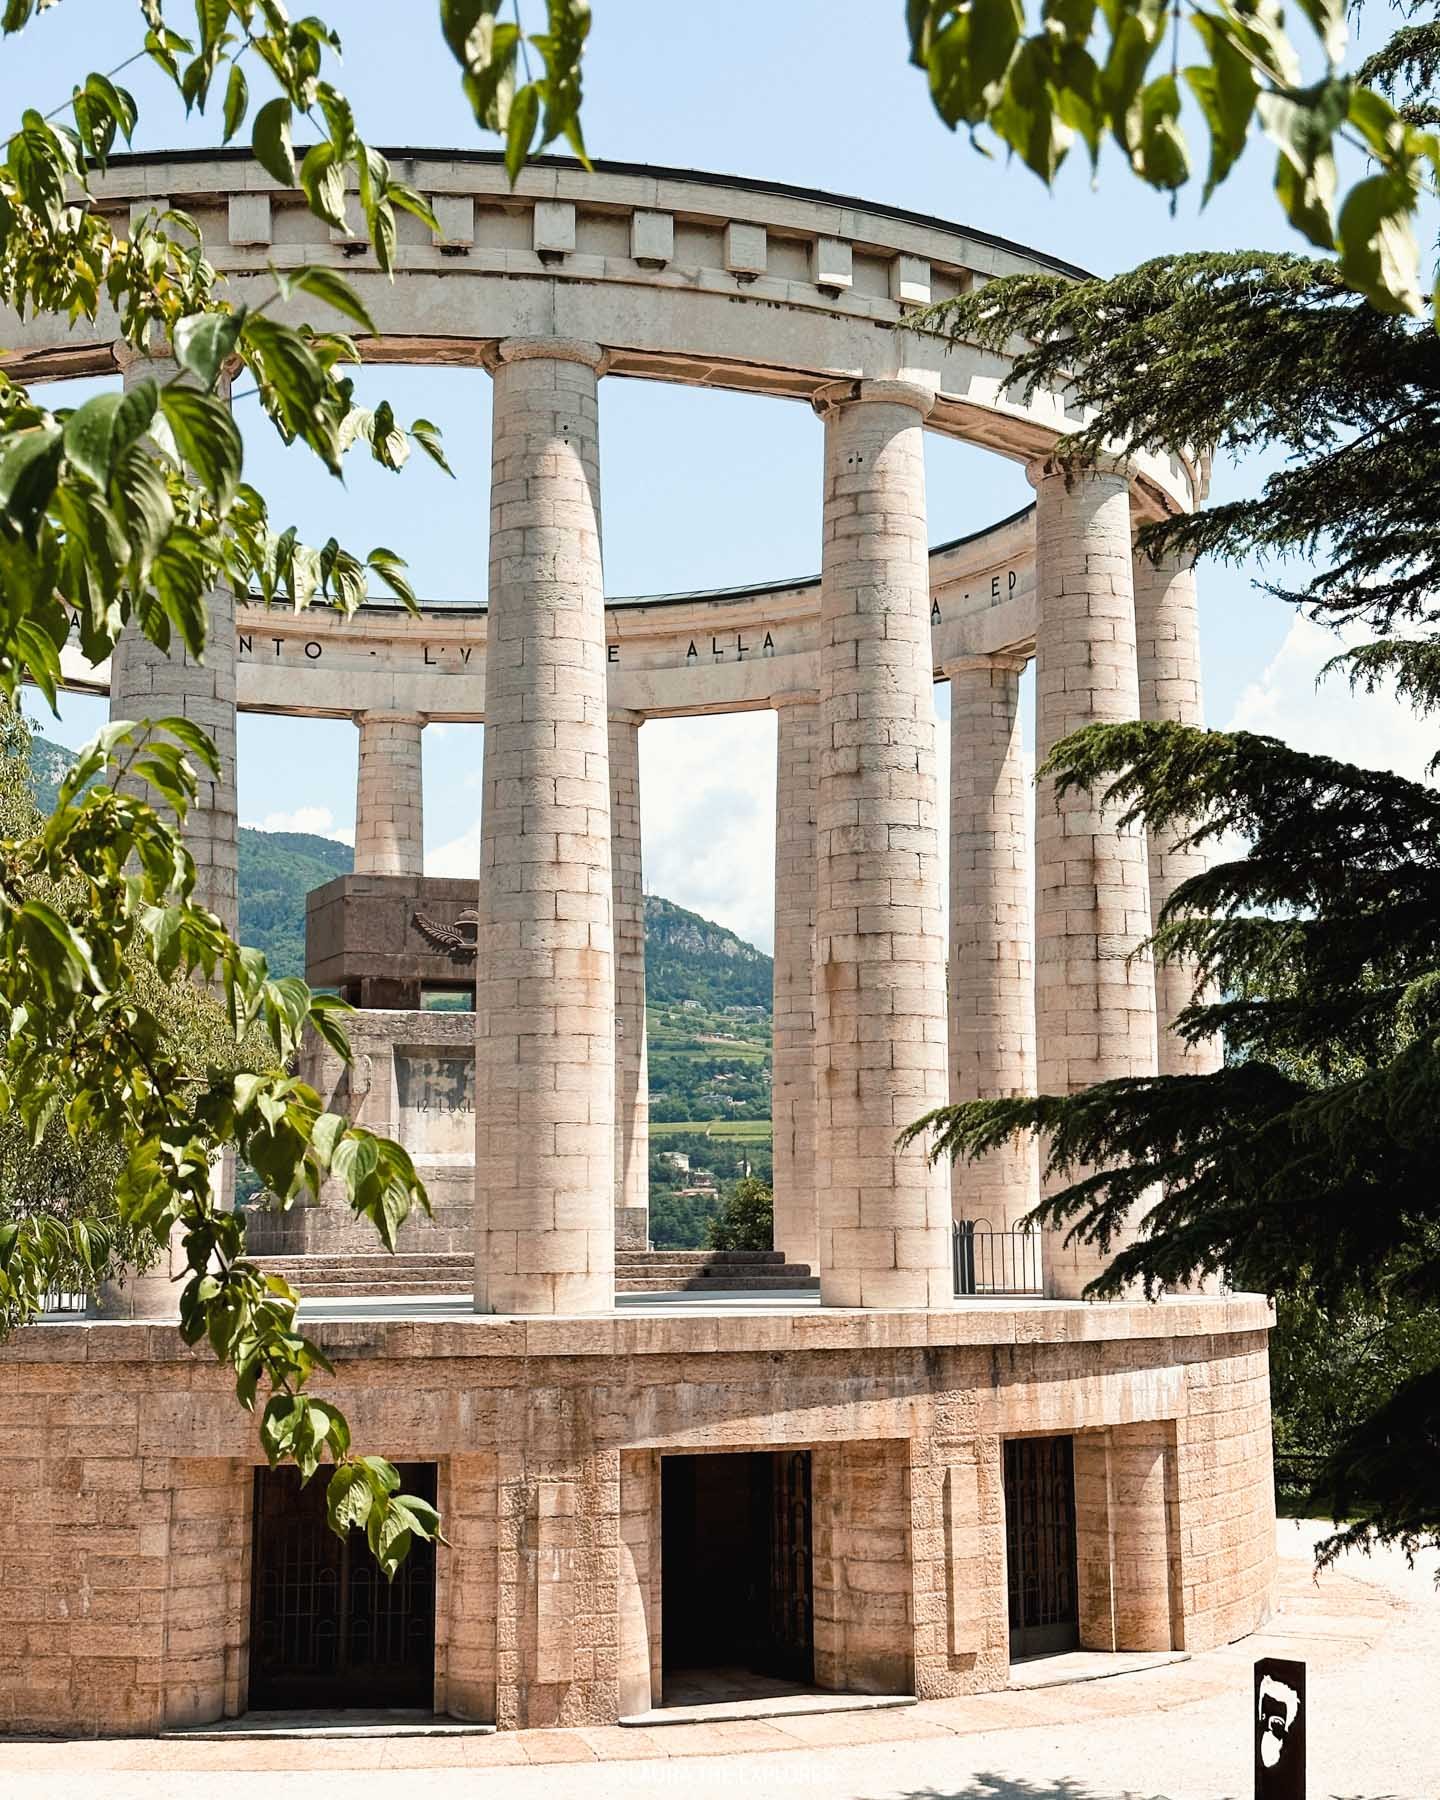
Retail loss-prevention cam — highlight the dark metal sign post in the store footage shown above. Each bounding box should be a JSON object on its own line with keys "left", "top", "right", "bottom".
{"left": 1255, "top": 1657, "right": 1306, "bottom": 1798}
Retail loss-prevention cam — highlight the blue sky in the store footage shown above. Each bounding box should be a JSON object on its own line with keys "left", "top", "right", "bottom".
{"left": 5, "top": 1, "right": 1424, "bottom": 950}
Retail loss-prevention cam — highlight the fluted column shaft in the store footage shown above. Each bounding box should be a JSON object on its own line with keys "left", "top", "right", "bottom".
{"left": 945, "top": 654, "right": 1037, "bottom": 1232}
{"left": 607, "top": 707, "right": 649, "bottom": 1249}
{"left": 1030, "top": 461, "right": 1159, "bottom": 1298}
{"left": 771, "top": 689, "right": 820, "bottom": 1271}
{"left": 1133, "top": 547, "right": 1223, "bottom": 1078}
{"left": 812, "top": 380, "right": 952, "bottom": 1310}
{"left": 475, "top": 339, "right": 615, "bottom": 1315}
{"left": 354, "top": 710, "right": 425, "bottom": 876}
{"left": 109, "top": 351, "right": 238, "bottom": 934}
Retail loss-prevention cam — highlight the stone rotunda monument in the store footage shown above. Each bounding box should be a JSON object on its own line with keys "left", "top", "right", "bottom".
{"left": 0, "top": 150, "right": 1275, "bottom": 1737}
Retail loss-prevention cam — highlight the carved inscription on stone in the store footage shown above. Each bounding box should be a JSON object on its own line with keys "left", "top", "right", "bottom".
{"left": 395, "top": 1051, "right": 475, "bottom": 1157}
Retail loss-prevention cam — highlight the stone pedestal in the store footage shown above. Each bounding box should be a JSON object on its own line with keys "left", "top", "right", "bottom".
{"left": 354, "top": 710, "right": 426, "bottom": 877}
{"left": 474, "top": 339, "right": 615, "bottom": 1315}
{"left": 944, "top": 654, "right": 1037, "bottom": 1232}
{"left": 1133, "top": 547, "right": 1223, "bottom": 1078}
{"left": 608, "top": 708, "right": 649, "bottom": 1250}
{"left": 771, "top": 689, "right": 820, "bottom": 1270}
{"left": 811, "top": 380, "right": 952, "bottom": 1309}
{"left": 1029, "top": 461, "right": 1158, "bottom": 1298}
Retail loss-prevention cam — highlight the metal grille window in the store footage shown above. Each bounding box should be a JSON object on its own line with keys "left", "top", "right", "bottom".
{"left": 248, "top": 1462, "right": 437, "bottom": 1711}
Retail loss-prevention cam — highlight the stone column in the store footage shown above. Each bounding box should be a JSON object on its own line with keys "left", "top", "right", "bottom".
{"left": 474, "top": 338, "right": 615, "bottom": 1316}
{"left": 1029, "top": 460, "right": 1159, "bottom": 1298}
{"left": 607, "top": 708, "right": 649, "bottom": 1251}
{"left": 771, "top": 689, "right": 820, "bottom": 1271}
{"left": 944, "top": 655, "right": 1037, "bottom": 1233}
{"left": 811, "top": 379, "right": 952, "bottom": 1310}
{"left": 1133, "top": 546, "right": 1223, "bottom": 1078}
{"left": 109, "top": 347, "right": 238, "bottom": 933}
{"left": 98, "top": 345, "right": 239, "bottom": 1320}
{"left": 353, "top": 710, "right": 425, "bottom": 876}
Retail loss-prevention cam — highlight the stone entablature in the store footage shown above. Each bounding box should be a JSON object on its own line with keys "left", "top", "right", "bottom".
{"left": 56, "top": 506, "right": 1037, "bottom": 718}
{"left": 0, "top": 1295, "right": 1275, "bottom": 1736}
{"left": 3, "top": 152, "right": 1198, "bottom": 517}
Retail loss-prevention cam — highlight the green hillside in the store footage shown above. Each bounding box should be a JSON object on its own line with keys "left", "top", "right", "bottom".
{"left": 27, "top": 731, "right": 353, "bottom": 980}
{"left": 239, "top": 829, "right": 353, "bottom": 978}
{"left": 644, "top": 894, "right": 772, "bottom": 1009}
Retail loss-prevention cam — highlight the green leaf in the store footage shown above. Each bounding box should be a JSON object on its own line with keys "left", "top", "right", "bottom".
{"left": 925, "top": 0, "right": 1024, "bottom": 129}
{"left": 277, "top": 264, "right": 376, "bottom": 333}
{"left": 152, "top": 714, "right": 222, "bottom": 773}
{"left": 1185, "top": 16, "right": 1260, "bottom": 201}
{"left": 1293, "top": 0, "right": 1347, "bottom": 67}
{"left": 0, "top": 421, "right": 64, "bottom": 538}
{"left": 1259, "top": 83, "right": 1346, "bottom": 250}
{"left": 1133, "top": 73, "right": 1189, "bottom": 191}
{"left": 300, "top": 141, "right": 348, "bottom": 233}
{"left": 251, "top": 96, "right": 297, "bottom": 187}
{"left": 171, "top": 309, "right": 243, "bottom": 390}
{"left": 1337, "top": 171, "right": 1423, "bottom": 315}
{"left": 409, "top": 419, "right": 453, "bottom": 476}
{"left": 504, "top": 83, "right": 539, "bottom": 187}
{"left": 159, "top": 386, "right": 243, "bottom": 508}
{"left": 327, "top": 1462, "right": 374, "bottom": 1534}
{"left": 62, "top": 393, "right": 125, "bottom": 491}
{"left": 222, "top": 60, "right": 248, "bottom": 144}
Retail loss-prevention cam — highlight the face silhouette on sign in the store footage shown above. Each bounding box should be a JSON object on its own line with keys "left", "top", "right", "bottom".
{"left": 1254, "top": 1658, "right": 1305, "bottom": 1797}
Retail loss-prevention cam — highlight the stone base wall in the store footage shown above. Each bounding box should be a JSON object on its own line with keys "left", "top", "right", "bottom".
{"left": 0, "top": 1297, "right": 1274, "bottom": 1735}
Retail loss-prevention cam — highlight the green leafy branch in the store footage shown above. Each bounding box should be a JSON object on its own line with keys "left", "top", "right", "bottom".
{"left": 1, "top": 711, "right": 440, "bottom": 1572}
{"left": 907, "top": 0, "right": 1440, "bottom": 317}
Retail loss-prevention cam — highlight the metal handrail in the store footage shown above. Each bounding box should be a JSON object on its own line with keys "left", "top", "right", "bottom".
{"left": 952, "top": 1221, "right": 1044, "bottom": 1297}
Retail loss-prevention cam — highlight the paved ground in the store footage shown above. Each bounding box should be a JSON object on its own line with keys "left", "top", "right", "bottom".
{"left": 5, "top": 1520, "right": 1436, "bottom": 1799}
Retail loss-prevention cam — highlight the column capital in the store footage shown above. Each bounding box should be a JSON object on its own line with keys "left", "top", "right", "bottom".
{"left": 941, "top": 653, "right": 1028, "bottom": 680}
{"left": 811, "top": 376, "right": 936, "bottom": 421}
{"left": 353, "top": 708, "right": 427, "bottom": 727}
{"left": 481, "top": 336, "right": 610, "bottom": 375}
{"left": 607, "top": 706, "right": 645, "bottom": 728}
{"left": 1025, "top": 451, "right": 1131, "bottom": 491}
{"left": 770, "top": 687, "right": 820, "bottom": 710}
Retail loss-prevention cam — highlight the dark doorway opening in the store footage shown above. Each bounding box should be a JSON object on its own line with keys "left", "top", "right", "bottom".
{"left": 661, "top": 1450, "right": 814, "bottom": 1698}
{"left": 1004, "top": 1435, "right": 1080, "bottom": 1660}
{"left": 248, "top": 1462, "right": 438, "bottom": 1711}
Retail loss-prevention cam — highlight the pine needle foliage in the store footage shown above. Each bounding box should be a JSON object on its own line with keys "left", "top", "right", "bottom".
{"left": 910, "top": 9, "right": 1440, "bottom": 1569}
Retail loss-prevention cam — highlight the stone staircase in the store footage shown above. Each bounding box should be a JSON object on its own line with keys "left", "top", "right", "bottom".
{"left": 615, "top": 1250, "right": 817, "bottom": 1293}
{"left": 256, "top": 1248, "right": 817, "bottom": 1298}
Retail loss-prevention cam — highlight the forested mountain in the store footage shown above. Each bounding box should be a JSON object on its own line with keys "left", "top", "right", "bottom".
{"left": 240, "top": 830, "right": 353, "bottom": 977}
{"left": 644, "top": 894, "right": 772, "bottom": 1009}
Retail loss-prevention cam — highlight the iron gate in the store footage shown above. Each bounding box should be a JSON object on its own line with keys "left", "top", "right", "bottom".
{"left": 248, "top": 1462, "right": 437, "bottom": 1710}
{"left": 1003, "top": 1436, "right": 1079, "bottom": 1660}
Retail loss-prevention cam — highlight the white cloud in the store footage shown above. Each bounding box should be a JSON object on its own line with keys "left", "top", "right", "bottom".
{"left": 641, "top": 713, "right": 778, "bottom": 952}
{"left": 426, "top": 819, "right": 481, "bottom": 879}
{"left": 1226, "top": 614, "right": 1435, "bottom": 785}
{"left": 244, "top": 805, "right": 354, "bottom": 845}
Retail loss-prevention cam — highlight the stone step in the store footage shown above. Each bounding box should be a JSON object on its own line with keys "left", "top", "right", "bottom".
{"left": 617, "top": 1250, "right": 789, "bottom": 1264}
{"left": 259, "top": 1248, "right": 815, "bottom": 1298}
{"left": 616, "top": 1275, "right": 819, "bottom": 1293}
